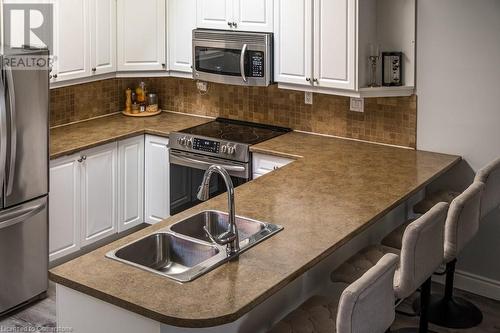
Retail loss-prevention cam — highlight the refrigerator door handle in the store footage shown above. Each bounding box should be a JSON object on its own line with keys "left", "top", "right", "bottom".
{"left": 5, "top": 65, "right": 16, "bottom": 196}
{"left": 0, "top": 74, "right": 7, "bottom": 193}
{"left": 0, "top": 199, "right": 46, "bottom": 231}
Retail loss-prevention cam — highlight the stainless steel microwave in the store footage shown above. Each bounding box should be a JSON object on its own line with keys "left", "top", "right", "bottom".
{"left": 192, "top": 29, "right": 273, "bottom": 87}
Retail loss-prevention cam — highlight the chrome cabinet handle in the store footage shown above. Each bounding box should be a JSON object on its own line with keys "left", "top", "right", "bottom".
{"left": 240, "top": 44, "right": 248, "bottom": 83}
{"left": 78, "top": 155, "right": 87, "bottom": 163}
{"left": 227, "top": 22, "right": 232, "bottom": 27}
{"left": 92, "top": 68, "right": 97, "bottom": 72}
{"left": 232, "top": 22, "right": 238, "bottom": 28}
{"left": 306, "top": 78, "right": 311, "bottom": 82}
{"left": 50, "top": 74, "right": 58, "bottom": 79}
{"left": 313, "top": 78, "right": 319, "bottom": 84}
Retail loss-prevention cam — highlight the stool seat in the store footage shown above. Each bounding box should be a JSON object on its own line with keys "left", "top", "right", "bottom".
{"left": 414, "top": 190, "right": 460, "bottom": 215}
{"left": 269, "top": 294, "right": 341, "bottom": 333}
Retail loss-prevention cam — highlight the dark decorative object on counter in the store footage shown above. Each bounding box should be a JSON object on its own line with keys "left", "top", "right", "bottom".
{"left": 382, "top": 52, "right": 403, "bottom": 86}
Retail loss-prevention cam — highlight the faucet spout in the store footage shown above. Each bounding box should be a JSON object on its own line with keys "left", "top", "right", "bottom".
{"left": 197, "top": 165, "right": 240, "bottom": 256}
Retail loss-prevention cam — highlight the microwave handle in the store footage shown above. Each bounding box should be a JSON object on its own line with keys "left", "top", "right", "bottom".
{"left": 240, "top": 44, "right": 248, "bottom": 83}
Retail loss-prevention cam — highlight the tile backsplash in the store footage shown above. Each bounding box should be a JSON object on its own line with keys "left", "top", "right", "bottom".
{"left": 51, "top": 77, "right": 417, "bottom": 148}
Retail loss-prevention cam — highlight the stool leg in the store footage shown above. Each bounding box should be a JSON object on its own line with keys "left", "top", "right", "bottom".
{"left": 425, "top": 259, "right": 483, "bottom": 329}
{"left": 391, "top": 278, "right": 436, "bottom": 333}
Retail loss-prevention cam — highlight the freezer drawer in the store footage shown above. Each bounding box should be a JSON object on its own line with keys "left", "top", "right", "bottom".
{"left": 0, "top": 196, "right": 48, "bottom": 315}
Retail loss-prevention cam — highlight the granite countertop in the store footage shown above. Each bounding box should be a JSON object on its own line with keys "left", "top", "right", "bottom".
{"left": 50, "top": 112, "right": 212, "bottom": 159}
{"left": 49, "top": 127, "right": 461, "bottom": 328}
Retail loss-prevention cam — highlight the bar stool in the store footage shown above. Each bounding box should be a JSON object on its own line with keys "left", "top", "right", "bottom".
{"left": 475, "top": 156, "right": 500, "bottom": 220}
{"left": 268, "top": 254, "right": 399, "bottom": 333}
{"left": 332, "top": 202, "right": 448, "bottom": 333}
{"left": 383, "top": 181, "right": 485, "bottom": 329}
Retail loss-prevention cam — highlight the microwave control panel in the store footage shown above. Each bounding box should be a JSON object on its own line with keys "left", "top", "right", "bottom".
{"left": 249, "top": 51, "right": 265, "bottom": 78}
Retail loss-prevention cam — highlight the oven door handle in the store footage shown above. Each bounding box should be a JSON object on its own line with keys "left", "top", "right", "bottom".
{"left": 171, "top": 154, "right": 246, "bottom": 173}
{"left": 240, "top": 44, "right": 248, "bottom": 83}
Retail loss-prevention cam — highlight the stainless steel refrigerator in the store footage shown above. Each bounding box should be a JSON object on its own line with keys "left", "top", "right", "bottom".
{"left": 0, "top": 47, "right": 49, "bottom": 315}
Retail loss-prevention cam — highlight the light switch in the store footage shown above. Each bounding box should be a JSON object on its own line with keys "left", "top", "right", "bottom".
{"left": 350, "top": 97, "right": 364, "bottom": 113}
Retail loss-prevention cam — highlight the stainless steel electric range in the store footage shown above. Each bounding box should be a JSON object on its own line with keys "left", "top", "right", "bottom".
{"left": 169, "top": 118, "right": 291, "bottom": 214}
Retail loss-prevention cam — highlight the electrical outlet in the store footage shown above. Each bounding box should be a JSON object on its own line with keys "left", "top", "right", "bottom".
{"left": 196, "top": 81, "right": 208, "bottom": 93}
{"left": 305, "top": 92, "right": 313, "bottom": 105}
{"left": 350, "top": 97, "right": 364, "bottom": 112}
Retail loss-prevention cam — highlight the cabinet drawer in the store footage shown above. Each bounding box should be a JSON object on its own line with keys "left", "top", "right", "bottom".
{"left": 252, "top": 153, "right": 293, "bottom": 176}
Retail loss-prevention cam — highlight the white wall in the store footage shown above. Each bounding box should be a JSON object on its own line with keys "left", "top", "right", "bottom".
{"left": 417, "top": 0, "right": 500, "bottom": 297}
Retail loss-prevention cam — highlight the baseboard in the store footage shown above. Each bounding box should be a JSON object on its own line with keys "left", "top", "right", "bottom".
{"left": 434, "top": 269, "right": 500, "bottom": 302}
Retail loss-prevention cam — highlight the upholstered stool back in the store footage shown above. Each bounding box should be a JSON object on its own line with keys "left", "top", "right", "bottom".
{"left": 395, "top": 202, "right": 448, "bottom": 300}
{"left": 475, "top": 157, "right": 500, "bottom": 220}
{"left": 444, "top": 181, "right": 484, "bottom": 263}
{"left": 336, "top": 253, "right": 399, "bottom": 333}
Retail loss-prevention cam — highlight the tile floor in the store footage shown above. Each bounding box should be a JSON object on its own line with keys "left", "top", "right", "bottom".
{"left": 0, "top": 283, "right": 499, "bottom": 332}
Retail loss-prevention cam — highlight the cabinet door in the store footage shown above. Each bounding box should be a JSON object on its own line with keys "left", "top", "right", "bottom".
{"left": 49, "top": 155, "right": 81, "bottom": 262}
{"left": 80, "top": 143, "right": 117, "bottom": 246}
{"left": 196, "top": 0, "right": 233, "bottom": 30}
{"left": 313, "top": 0, "right": 356, "bottom": 90}
{"left": 51, "top": 0, "right": 91, "bottom": 82}
{"left": 118, "top": 136, "right": 144, "bottom": 233}
{"left": 117, "top": 0, "right": 166, "bottom": 71}
{"left": 234, "top": 0, "right": 273, "bottom": 32}
{"left": 274, "top": 0, "right": 313, "bottom": 85}
{"left": 90, "top": 0, "right": 116, "bottom": 75}
{"left": 144, "top": 135, "right": 170, "bottom": 225}
{"left": 168, "top": 0, "right": 197, "bottom": 74}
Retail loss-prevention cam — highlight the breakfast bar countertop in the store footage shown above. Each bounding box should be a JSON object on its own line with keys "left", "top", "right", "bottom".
{"left": 49, "top": 124, "right": 461, "bottom": 328}
{"left": 49, "top": 112, "right": 212, "bottom": 159}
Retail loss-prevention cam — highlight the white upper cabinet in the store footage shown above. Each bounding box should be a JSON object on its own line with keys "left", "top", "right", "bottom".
{"left": 90, "top": 0, "right": 116, "bottom": 75}
{"left": 197, "top": 0, "right": 273, "bottom": 32}
{"left": 197, "top": 0, "right": 233, "bottom": 31}
{"left": 168, "top": 0, "right": 197, "bottom": 74}
{"left": 233, "top": 0, "right": 273, "bottom": 32}
{"left": 51, "top": 0, "right": 91, "bottom": 82}
{"left": 117, "top": 0, "right": 166, "bottom": 71}
{"left": 275, "top": 0, "right": 416, "bottom": 97}
{"left": 274, "top": 0, "right": 312, "bottom": 86}
{"left": 313, "top": 0, "right": 356, "bottom": 90}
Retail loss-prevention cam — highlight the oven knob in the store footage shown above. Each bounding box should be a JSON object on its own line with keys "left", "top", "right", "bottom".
{"left": 179, "top": 137, "right": 187, "bottom": 146}
{"left": 221, "top": 145, "right": 228, "bottom": 154}
{"left": 187, "top": 138, "right": 193, "bottom": 147}
{"left": 227, "top": 146, "right": 236, "bottom": 155}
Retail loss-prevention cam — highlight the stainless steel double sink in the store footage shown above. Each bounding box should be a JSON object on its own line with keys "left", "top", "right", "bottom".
{"left": 106, "top": 211, "right": 283, "bottom": 282}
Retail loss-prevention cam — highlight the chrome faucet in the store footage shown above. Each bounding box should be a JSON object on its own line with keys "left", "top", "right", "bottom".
{"left": 197, "top": 165, "right": 240, "bottom": 257}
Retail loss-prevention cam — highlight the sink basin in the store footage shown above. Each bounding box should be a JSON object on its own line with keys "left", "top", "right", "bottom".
{"left": 107, "top": 232, "right": 225, "bottom": 282}
{"left": 106, "top": 211, "right": 283, "bottom": 282}
{"left": 170, "top": 210, "right": 283, "bottom": 251}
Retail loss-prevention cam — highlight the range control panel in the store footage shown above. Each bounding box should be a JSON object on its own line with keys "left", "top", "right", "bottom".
{"left": 193, "top": 138, "right": 220, "bottom": 154}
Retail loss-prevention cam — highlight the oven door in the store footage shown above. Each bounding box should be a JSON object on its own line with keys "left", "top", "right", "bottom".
{"left": 169, "top": 150, "right": 250, "bottom": 215}
{"left": 192, "top": 39, "right": 271, "bottom": 87}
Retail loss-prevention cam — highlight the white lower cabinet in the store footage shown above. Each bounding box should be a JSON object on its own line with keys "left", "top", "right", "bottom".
{"left": 49, "top": 136, "right": 149, "bottom": 262}
{"left": 80, "top": 142, "right": 118, "bottom": 247}
{"left": 252, "top": 153, "right": 293, "bottom": 179}
{"left": 118, "top": 136, "right": 145, "bottom": 232}
{"left": 49, "top": 154, "right": 81, "bottom": 262}
{"left": 145, "top": 135, "right": 170, "bottom": 225}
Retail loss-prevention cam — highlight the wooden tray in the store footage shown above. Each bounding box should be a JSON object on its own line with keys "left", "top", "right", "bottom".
{"left": 122, "top": 110, "right": 162, "bottom": 117}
